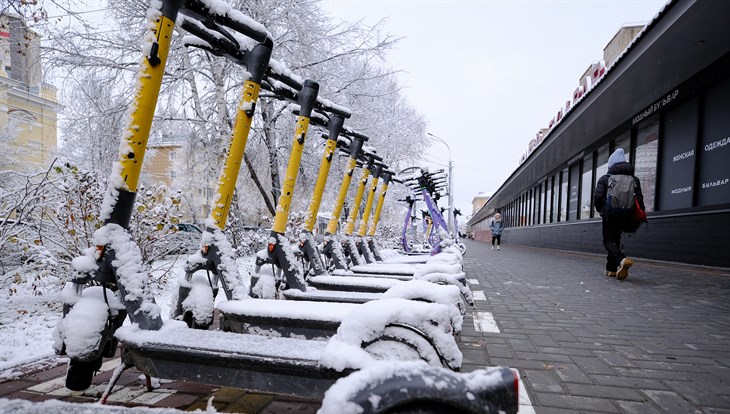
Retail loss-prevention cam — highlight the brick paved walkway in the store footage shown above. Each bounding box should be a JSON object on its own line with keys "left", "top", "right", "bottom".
{"left": 460, "top": 239, "right": 730, "bottom": 414}
{"left": 2, "top": 241, "right": 729, "bottom": 413}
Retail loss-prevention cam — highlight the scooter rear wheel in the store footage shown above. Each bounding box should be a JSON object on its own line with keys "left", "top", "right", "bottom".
{"left": 65, "top": 356, "right": 103, "bottom": 391}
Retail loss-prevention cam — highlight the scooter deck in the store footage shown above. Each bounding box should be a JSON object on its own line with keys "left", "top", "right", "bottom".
{"left": 218, "top": 299, "right": 358, "bottom": 340}
{"left": 308, "top": 275, "right": 400, "bottom": 293}
{"left": 382, "top": 255, "right": 432, "bottom": 264}
{"left": 348, "top": 262, "right": 462, "bottom": 277}
{"left": 282, "top": 289, "right": 382, "bottom": 303}
{"left": 116, "top": 325, "right": 347, "bottom": 398}
{"left": 331, "top": 269, "right": 411, "bottom": 281}
{"left": 347, "top": 263, "right": 419, "bottom": 276}
{"left": 313, "top": 273, "right": 467, "bottom": 290}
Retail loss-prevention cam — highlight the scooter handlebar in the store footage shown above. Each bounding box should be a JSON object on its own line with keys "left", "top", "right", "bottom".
{"left": 181, "top": 0, "right": 271, "bottom": 44}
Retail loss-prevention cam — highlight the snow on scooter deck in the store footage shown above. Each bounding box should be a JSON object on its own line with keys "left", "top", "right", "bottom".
{"left": 117, "top": 299, "right": 463, "bottom": 399}
{"left": 218, "top": 299, "right": 359, "bottom": 340}
{"left": 219, "top": 282, "right": 465, "bottom": 339}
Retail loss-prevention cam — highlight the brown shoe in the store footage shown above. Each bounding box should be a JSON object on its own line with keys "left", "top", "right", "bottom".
{"left": 605, "top": 271, "right": 617, "bottom": 277}
{"left": 617, "top": 258, "right": 634, "bottom": 280}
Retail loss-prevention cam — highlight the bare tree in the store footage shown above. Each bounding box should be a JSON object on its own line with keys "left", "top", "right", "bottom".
{"left": 40, "top": 0, "right": 426, "bottom": 229}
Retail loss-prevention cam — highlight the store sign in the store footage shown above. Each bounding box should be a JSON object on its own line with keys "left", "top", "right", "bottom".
{"left": 701, "top": 178, "right": 728, "bottom": 189}
{"left": 672, "top": 149, "right": 694, "bottom": 162}
{"left": 632, "top": 89, "right": 680, "bottom": 125}
{"left": 567, "top": 151, "right": 585, "bottom": 166}
{"left": 704, "top": 136, "right": 730, "bottom": 152}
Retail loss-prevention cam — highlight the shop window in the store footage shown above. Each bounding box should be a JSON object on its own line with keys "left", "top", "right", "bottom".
{"left": 533, "top": 188, "right": 537, "bottom": 225}
{"left": 658, "top": 98, "right": 697, "bottom": 210}
{"left": 522, "top": 193, "right": 528, "bottom": 226}
{"left": 615, "top": 132, "right": 632, "bottom": 164}
{"left": 551, "top": 175, "right": 558, "bottom": 223}
{"left": 544, "top": 179, "right": 551, "bottom": 223}
{"left": 636, "top": 119, "right": 659, "bottom": 212}
{"left": 596, "top": 144, "right": 609, "bottom": 180}
{"left": 532, "top": 184, "right": 542, "bottom": 224}
{"left": 580, "top": 155, "right": 594, "bottom": 219}
{"left": 568, "top": 163, "right": 580, "bottom": 221}
{"left": 559, "top": 168, "right": 568, "bottom": 222}
{"left": 698, "top": 78, "right": 730, "bottom": 206}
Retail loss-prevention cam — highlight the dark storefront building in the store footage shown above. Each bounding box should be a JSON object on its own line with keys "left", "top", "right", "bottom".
{"left": 469, "top": 0, "right": 730, "bottom": 268}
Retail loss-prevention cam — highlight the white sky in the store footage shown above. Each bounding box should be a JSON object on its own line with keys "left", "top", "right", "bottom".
{"left": 322, "top": 0, "right": 667, "bottom": 217}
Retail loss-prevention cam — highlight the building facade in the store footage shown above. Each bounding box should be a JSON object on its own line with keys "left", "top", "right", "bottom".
{"left": 468, "top": 193, "right": 491, "bottom": 241}
{"left": 468, "top": 1, "right": 730, "bottom": 268}
{"left": 1, "top": 14, "right": 58, "bottom": 169}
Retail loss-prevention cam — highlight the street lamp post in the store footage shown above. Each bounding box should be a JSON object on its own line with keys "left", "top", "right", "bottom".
{"left": 426, "top": 132, "right": 454, "bottom": 236}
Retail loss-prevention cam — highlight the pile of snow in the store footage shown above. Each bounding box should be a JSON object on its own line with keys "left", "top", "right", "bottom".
{"left": 377, "top": 249, "right": 402, "bottom": 261}
{"left": 53, "top": 286, "right": 125, "bottom": 359}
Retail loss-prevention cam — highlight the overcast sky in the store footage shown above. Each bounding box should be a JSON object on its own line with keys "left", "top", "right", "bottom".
{"left": 322, "top": 0, "right": 667, "bottom": 218}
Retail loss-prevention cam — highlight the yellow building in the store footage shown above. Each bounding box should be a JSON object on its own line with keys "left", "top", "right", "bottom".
{"left": 145, "top": 143, "right": 182, "bottom": 188}
{"left": 144, "top": 141, "right": 211, "bottom": 225}
{"left": 471, "top": 193, "right": 490, "bottom": 215}
{"left": 0, "top": 13, "right": 58, "bottom": 169}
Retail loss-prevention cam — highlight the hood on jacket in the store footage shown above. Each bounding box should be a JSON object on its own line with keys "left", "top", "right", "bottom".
{"left": 607, "top": 161, "right": 635, "bottom": 176}
{"left": 608, "top": 148, "right": 625, "bottom": 168}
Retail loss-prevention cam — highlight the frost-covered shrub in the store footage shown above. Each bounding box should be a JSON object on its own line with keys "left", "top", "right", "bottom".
{"left": 2, "top": 245, "right": 63, "bottom": 296}
{"left": 42, "top": 164, "right": 106, "bottom": 265}
{"left": 0, "top": 164, "right": 189, "bottom": 287}
{"left": 373, "top": 220, "right": 401, "bottom": 249}
{"left": 222, "top": 198, "right": 271, "bottom": 258}
{"left": 128, "top": 185, "right": 186, "bottom": 264}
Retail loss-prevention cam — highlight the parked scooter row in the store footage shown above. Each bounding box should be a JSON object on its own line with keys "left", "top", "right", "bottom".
{"left": 51, "top": 1, "right": 517, "bottom": 413}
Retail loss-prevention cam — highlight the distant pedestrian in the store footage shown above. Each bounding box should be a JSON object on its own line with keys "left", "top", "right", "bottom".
{"left": 593, "top": 148, "right": 645, "bottom": 280}
{"left": 490, "top": 213, "right": 504, "bottom": 250}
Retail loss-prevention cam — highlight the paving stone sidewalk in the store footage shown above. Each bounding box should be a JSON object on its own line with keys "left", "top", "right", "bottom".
{"left": 460, "top": 239, "right": 730, "bottom": 414}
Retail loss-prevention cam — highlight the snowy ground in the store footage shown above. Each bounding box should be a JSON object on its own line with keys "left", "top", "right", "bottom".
{"left": 0, "top": 254, "right": 256, "bottom": 381}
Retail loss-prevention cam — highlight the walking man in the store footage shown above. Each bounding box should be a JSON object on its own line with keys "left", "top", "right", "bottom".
{"left": 593, "top": 148, "right": 645, "bottom": 280}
